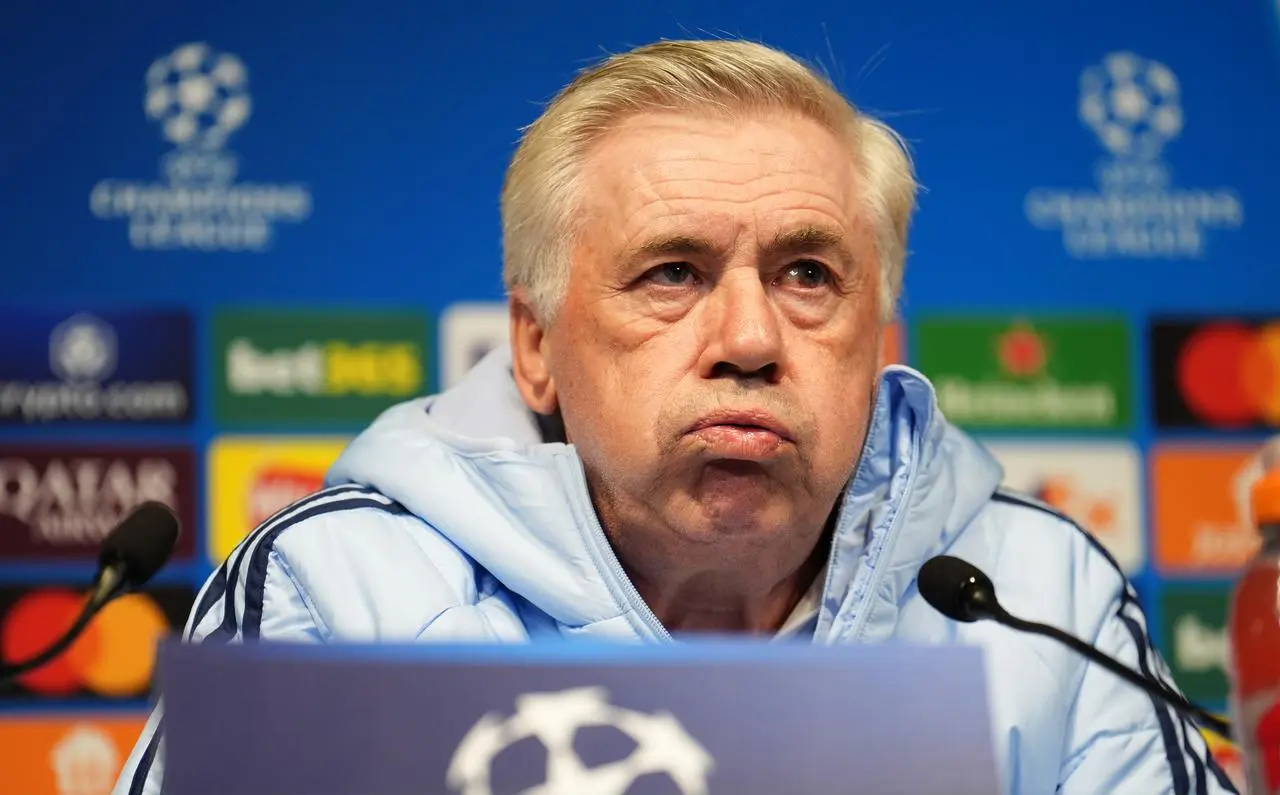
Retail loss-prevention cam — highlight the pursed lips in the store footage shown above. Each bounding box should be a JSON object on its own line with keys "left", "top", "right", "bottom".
{"left": 685, "top": 409, "right": 793, "bottom": 460}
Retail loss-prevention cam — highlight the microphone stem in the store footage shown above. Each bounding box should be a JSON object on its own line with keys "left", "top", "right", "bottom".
{"left": 998, "top": 612, "right": 1233, "bottom": 741}
{"left": 0, "top": 567, "right": 121, "bottom": 683}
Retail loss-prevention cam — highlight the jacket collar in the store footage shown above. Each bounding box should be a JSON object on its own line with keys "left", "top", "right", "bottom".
{"left": 327, "top": 345, "right": 1003, "bottom": 642}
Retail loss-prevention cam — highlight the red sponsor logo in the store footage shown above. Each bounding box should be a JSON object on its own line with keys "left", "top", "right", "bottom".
{"left": 1176, "top": 321, "right": 1280, "bottom": 428}
{"left": 249, "top": 465, "right": 324, "bottom": 527}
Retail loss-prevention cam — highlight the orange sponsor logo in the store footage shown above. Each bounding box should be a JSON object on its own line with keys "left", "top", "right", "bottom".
{"left": 1151, "top": 444, "right": 1263, "bottom": 573}
{"left": 0, "top": 714, "right": 146, "bottom": 795}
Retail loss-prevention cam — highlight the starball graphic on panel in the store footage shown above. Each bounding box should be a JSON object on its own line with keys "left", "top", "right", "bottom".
{"left": 447, "top": 686, "right": 715, "bottom": 795}
{"left": 89, "top": 42, "right": 312, "bottom": 252}
{"left": 1024, "top": 51, "right": 1243, "bottom": 258}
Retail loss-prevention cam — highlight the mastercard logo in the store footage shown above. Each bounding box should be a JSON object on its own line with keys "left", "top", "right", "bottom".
{"left": 0, "top": 589, "right": 176, "bottom": 697}
{"left": 1177, "top": 322, "right": 1280, "bottom": 427}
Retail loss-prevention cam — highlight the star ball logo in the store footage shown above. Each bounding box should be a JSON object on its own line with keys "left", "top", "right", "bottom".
{"left": 448, "top": 686, "right": 714, "bottom": 795}
{"left": 1024, "top": 51, "right": 1243, "bottom": 259}
{"left": 89, "top": 42, "right": 312, "bottom": 252}
{"left": 1151, "top": 318, "right": 1280, "bottom": 429}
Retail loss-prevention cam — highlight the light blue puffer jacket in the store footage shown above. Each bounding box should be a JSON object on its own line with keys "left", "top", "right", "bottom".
{"left": 114, "top": 346, "right": 1236, "bottom": 795}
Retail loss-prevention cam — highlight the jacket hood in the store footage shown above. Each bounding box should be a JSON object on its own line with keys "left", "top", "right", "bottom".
{"left": 326, "top": 345, "right": 1004, "bottom": 641}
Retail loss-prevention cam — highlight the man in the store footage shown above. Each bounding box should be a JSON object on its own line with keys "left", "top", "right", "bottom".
{"left": 115, "top": 39, "right": 1235, "bottom": 795}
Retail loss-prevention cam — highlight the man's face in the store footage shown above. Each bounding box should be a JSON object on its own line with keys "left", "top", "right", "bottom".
{"left": 525, "top": 110, "right": 884, "bottom": 548}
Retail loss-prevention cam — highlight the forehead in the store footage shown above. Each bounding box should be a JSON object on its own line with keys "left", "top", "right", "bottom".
{"left": 577, "top": 110, "right": 868, "bottom": 247}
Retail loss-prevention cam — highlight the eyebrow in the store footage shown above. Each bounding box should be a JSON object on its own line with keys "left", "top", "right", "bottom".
{"left": 626, "top": 226, "right": 855, "bottom": 268}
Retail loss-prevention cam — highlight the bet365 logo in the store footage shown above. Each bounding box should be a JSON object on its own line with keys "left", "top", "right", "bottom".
{"left": 213, "top": 310, "right": 429, "bottom": 425}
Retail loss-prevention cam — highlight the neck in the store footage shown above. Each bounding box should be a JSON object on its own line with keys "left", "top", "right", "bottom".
{"left": 623, "top": 530, "right": 831, "bottom": 634}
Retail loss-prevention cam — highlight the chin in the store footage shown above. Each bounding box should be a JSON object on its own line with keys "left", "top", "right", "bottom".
{"left": 683, "top": 472, "right": 792, "bottom": 538}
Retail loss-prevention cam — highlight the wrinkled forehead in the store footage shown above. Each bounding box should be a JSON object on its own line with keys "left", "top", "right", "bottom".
{"left": 574, "top": 109, "right": 873, "bottom": 258}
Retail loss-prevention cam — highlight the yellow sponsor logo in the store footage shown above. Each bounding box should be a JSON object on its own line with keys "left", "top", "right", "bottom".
{"left": 206, "top": 436, "right": 349, "bottom": 564}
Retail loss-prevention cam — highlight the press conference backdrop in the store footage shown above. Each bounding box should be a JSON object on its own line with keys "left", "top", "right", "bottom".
{"left": 0, "top": 0, "right": 1277, "bottom": 791}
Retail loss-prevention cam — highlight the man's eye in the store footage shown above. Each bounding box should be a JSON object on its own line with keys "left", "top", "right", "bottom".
{"left": 647, "top": 262, "right": 698, "bottom": 286}
{"left": 781, "top": 261, "right": 832, "bottom": 289}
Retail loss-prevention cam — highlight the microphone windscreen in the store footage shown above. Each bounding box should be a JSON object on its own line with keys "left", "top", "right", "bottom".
{"left": 98, "top": 501, "right": 181, "bottom": 589}
{"left": 917, "top": 555, "right": 991, "bottom": 623}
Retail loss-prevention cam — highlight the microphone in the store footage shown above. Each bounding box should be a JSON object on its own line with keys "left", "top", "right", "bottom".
{"left": 918, "top": 554, "right": 1233, "bottom": 740}
{"left": 0, "top": 501, "right": 181, "bottom": 685}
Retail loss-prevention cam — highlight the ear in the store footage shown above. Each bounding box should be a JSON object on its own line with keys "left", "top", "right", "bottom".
{"left": 509, "top": 292, "right": 558, "bottom": 414}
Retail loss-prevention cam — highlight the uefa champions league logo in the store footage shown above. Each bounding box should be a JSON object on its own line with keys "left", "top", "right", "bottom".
{"left": 144, "top": 43, "right": 251, "bottom": 152}
{"left": 1077, "top": 52, "right": 1182, "bottom": 162}
{"left": 1023, "top": 50, "right": 1242, "bottom": 260}
{"left": 446, "top": 686, "right": 715, "bottom": 795}
{"left": 89, "top": 42, "right": 311, "bottom": 252}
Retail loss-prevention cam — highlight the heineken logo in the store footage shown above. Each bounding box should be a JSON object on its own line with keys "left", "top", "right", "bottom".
{"left": 997, "top": 324, "right": 1047, "bottom": 378}
{"left": 915, "top": 316, "right": 1132, "bottom": 430}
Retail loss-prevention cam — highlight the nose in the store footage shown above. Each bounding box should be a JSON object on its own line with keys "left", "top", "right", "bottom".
{"left": 700, "top": 269, "right": 783, "bottom": 383}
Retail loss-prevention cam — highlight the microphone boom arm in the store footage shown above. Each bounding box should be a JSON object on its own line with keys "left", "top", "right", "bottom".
{"left": 999, "top": 611, "right": 1232, "bottom": 740}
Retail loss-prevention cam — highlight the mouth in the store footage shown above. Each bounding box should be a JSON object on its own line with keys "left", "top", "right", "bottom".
{"left": 686, "top": 410, "right": 793, "bottom": 461}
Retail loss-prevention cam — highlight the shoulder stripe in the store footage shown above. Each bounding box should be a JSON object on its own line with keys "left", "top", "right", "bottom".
{"left": 990, "top": 489, "right": 1129, "bottom": 581}
{"left": 189, "top": 484, "right": 371, "bottom": 640}
{"left": 1179, "top": 717, "right": 1208, "bottom": 795}
{"left": 992, "top": 489, "right": 1226, "bottom": 791}
{"left": 126, "top": 721, "right": 162, "bottom": 795}
{"left": 240, "top": 496, "right": 410, "bottom": 639}
{"left": 205, "top": 485, "right": 382, "bottom": 645}
{"left": 1117, "top": 610, "right": 1190, "bottom": 795}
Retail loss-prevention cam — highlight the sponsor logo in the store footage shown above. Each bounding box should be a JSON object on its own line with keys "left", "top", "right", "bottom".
{"left": 0, "top": 715, "right": 148, "bottom": 795}
{"left": 982, "top": 441, "right": 1144, "bottom": 573}
{"left": 0, "top": 586, "right": 194, "bottom": 700}
{"left": 1152, "top": 318, "right": 1280, "bottom": 429}
{"left": 207, "top": 436, "right": 349, "bottom": 562}
{"left": 90, "top": 42, "right": 311, "bottom": 251}
{"left": 913, "top": 316, "right": 1131, "bottom": 429}
{"left": 213, "top": 309, "right": 428, "bottom": 424}
{"left": 1024, "top": 51, "right": 1242, "bottom": 258}
{"left": 1150, "top": 443, "right": 1263, "bottom": 572}
{"left": 449, "top": 686, "right": 714, "bottom": 795}
{"left": 0, "top": 446, "right": 196, "bottom": 561}
{"left": 440, "top": 303, "right": 508, "bottom": 390}
{"left": 1159, "top": 586, "right": 1230, "bottom": 706}
{"left": 0, "top": 310, "right": 193, "bottom": 425}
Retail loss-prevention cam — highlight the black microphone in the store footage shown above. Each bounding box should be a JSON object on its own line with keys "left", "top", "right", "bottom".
{"left": 918, "top": 554, "right": 1233, "bottom": 741}
{"left": 0, "top": 501, "right": 181, "bottom": 684}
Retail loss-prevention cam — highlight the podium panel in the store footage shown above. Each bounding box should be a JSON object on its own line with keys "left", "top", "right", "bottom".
{"left": 159, "top": 640, "right": 1000, "bottom": 795}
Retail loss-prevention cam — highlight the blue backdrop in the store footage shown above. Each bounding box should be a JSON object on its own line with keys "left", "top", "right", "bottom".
{"left": 0, "top": 0, "right": 1276, "bottom": 781}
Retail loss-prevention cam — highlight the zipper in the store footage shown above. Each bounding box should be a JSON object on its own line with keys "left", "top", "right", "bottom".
{"left": 838, "top": 425, "right": 925, "bottom": 645}
{"left": 555, "top": 452, "right": 673, "bottom": 642}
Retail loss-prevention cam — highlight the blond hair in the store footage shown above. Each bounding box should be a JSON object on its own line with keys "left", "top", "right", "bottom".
{"left": 501, "top": 39, "right": 917, "bottom": 324}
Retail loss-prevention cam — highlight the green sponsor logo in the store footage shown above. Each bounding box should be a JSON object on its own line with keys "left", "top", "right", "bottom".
{"left": 1160, "top": 587, "right": 1230, "bottom": 705}
{"left": 913, "top": 316, "right": 1131, "bottom": 429}
{"left": 214, "top": 310, "right": 429, "bottom": 424}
